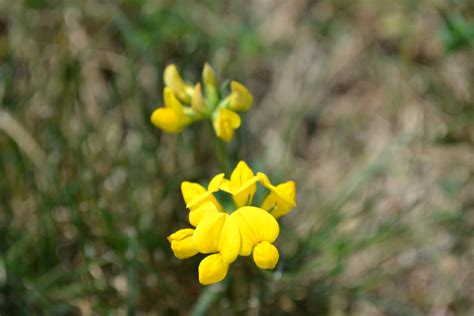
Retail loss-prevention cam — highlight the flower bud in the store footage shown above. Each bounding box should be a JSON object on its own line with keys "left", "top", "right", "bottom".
{"left": 164, "top": 64, "right": 193, "bottom": 103}
{"left": 203, "top": 63, "right": 219, "bottom": 108}
{"left": 191, "top": 83, "right": 207, "bottom": 114}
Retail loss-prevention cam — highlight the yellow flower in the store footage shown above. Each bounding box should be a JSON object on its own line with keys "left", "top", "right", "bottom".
{"left": 150, "top": 87, "right": 192, "bottom": 133}
{"left": 227, "top": 81, "right": 253, "bottom": 112}
{"left": 231, "top": 206, "right": 280, "bottom": 269}
{"left": 258, "top": 172, "right": 297, "bottom": 218}
{"left": 220, "top": 161, "right": 260, "bottom": 208}
{"left": 163, "top": 64, "right": 194, "bottom": 104}
{"left": 152, "top": 63, "right": 253, "bottom": 143}
{"left": 167, "top": 161, "right": 295, "bottom": 285}
{"left": 181, "top": 173, "right": 225, "bottom": 216}
{"left": 167, "top": 228, "right": 198, "bottom": 259}
{"left": 212, "top": 107, "right": 241, "bottom": 142}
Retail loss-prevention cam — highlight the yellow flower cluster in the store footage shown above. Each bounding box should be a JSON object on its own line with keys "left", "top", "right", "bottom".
{"left": 168, "top": 161, "right": 296, "bottom": 285}
{"left": 150, "top": 64, "right": 253, "bottom": 142}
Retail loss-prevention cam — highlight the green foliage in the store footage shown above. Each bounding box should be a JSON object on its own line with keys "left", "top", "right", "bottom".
{"left": 440, "top": 14, "right": 474, "bottom": 53}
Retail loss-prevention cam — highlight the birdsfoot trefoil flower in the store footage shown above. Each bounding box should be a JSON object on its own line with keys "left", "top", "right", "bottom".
{"left": 151, "top": 63, "right": 253, "bottom": 142}
{"left": 167, "top": 161, "right": 296, "bottom": 285}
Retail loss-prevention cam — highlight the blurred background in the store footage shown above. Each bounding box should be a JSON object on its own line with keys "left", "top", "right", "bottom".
{"left": 0, "top": 0, "right": 473, "bottom": 315}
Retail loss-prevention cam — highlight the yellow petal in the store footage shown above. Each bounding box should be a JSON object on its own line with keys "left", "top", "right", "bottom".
{"left": 276, "top": 181, "right": 297, "bottom": 202}
{"left": 257, "top": 172, "right": 271, "bottom": 187}
{"left": 217, "top": 215, "right": 241, "bottom": 263}
{"left": 231, "top": 206, "right": 280, "bottom": 256}
{"left": 188, "top": 201, "right": 219, "bottom": 227}
{"left": 192, "top": 213, "right": 225, "bottom": 253}
{"left": 181, "top": 181, "right": 223, "bottom": 211}
{"left": 261, "top": 181, "right": 296, "bottom": 218}
{"left": 188, "top": 192, "right": 223, "bottom": 212}
{"left": 193, "top": 213, "right": 240, "bottom": 263}
{"left": 230, "top": 161, "right": 254, "bottom": 185}
{"left": 229, "top": 161, "right": 258, "bottom": 207}
{"left": 167, "top": 228, "right": 198, "bottom": 259}
{"left": 212, "top": 108, "right": 241, "bottom": 142}
{"left": 252, "top": 241, "right": 279, "bottom": 269}
{"left": 220, "top": 161, "right": 259, "bottom": 208}
{"left": 203, "top": 63, "right": 219, "bottom": 108}
{"left": 261, "top": 192, "right": 278, "bottom": 213}
{"left": 191, "top": 83, "right": 206, "bottom": 113}
{"left": 163, "top": 87, "right": 184, "bottom": 111}
{"left": 203, "top": 63, "right": 217, "bottom": 88}
{"left": 198, "top": 253, "right": 229, "bottom": 285}
{"left": 228, "top": 81, "right": 253, "bottom": 112}
{"left": 219, "top": 179, "right": 232, "bottom": 193}
{"left": 163, "top": 64, "right": 193, "bottom": 103}
{"left": 208, "top": 173, "right": 225, "bottom": 192}
{"left": 150, "top": 108, "right": 185, "bottom": 133}
{"left": 181, "top": 181, "right": 207, "bottom": 205}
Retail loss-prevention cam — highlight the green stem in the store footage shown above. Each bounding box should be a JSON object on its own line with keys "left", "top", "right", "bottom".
{"left": 215, "top": 138, "right": 231, "bottom": 175}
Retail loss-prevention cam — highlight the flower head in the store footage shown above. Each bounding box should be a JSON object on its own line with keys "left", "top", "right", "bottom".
{"left": 151, "top": 63, "right": 253, "bottom": 142}
{"left": 167, "top": 161, "right": 296, "bottom": 285}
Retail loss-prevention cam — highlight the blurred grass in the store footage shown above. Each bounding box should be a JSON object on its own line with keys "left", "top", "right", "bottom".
{"left": 1, "top": 0, "right": 473, "bottom": 315}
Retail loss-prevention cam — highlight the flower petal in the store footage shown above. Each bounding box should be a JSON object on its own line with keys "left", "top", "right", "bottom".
{"left": 163, "top": 87, "right": 184, "bottom": 112}
{"left": 202, "top": 63, "right": 217, "bottom": 88}
{"left": 212, "top": 108, "right": 241, "bottom": 142}
{"left": 202, "top": 63, "right": 219, "bottom": 108}
{"left": 253, "top": 241, "right": 279, "bottom": 269}
{"left": 261, "top": 181, "right": 296, "bottom": 218}
{"left": 231, "top": 206, "right": 280, "bottom": 256}
{"left": 189, "top": 201, "right": 219, "bottom": 227}
{"left": 181, "top": 181, "right": 207, "bottom": 205}
{"left": 198, "top": 253, "right": 229, "bottom": 285}
{"left": 230, "top": 161, "right": 254, "bottom": 187}
{"left": 220, "top": 161, "right": 259, "bottom": 208}
{"left": 181, "top": 181, "right": 223, "bottom": 211}
{"left": 217, "top": 215, "right": 241, "bottom": 263}
{"left": 208, "top": 173, "right": 225, "bottom": 192}
{"left": 150, "top": 108, "right": 185, "bottom": 133}
{"left": 257, "top": 172, "right": 271, "bottom": 187}
{"left": 228, "top": 81, "right": 253, "bottom": 112}
{"left": 164, "top": 64, "right": 193, "bottom": 103}
{"left": 192, "top": 213, "right": 225, "bottom": 253}
{"left": 191, "top": 83, "right": 206, "bottom": 113}
{"left": 192, "top": 212, "right": 240, "bottom": 264}
{"left": 167, "top": 228, "right": 198, "bottom": 259}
